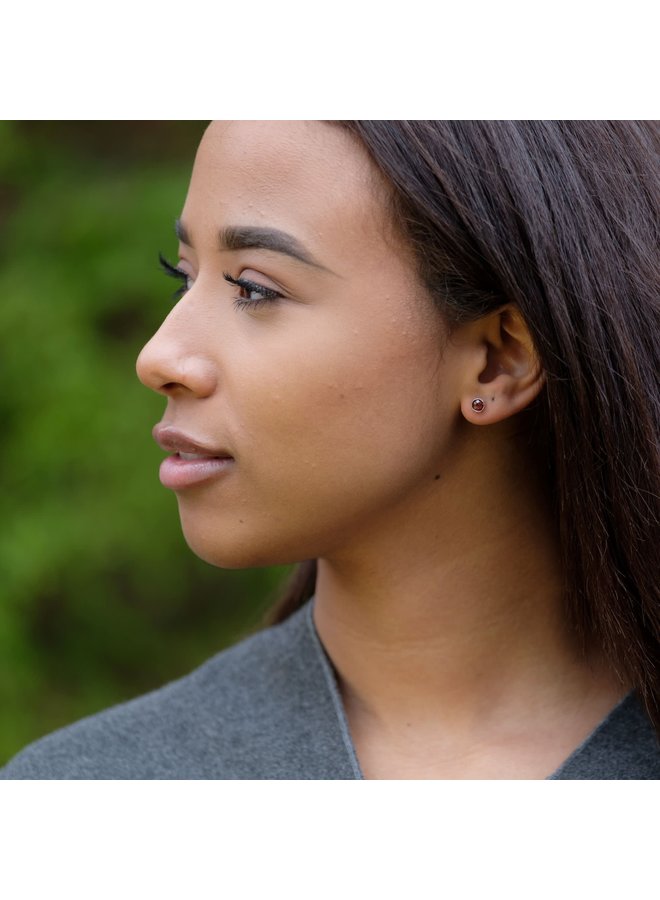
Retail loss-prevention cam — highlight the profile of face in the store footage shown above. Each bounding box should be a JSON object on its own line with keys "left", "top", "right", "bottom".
{"left": 136, "top": 121, "right": 469, "bottom": 569}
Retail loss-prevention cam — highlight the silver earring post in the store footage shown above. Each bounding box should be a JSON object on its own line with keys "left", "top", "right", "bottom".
{"left": 471, "top": 398, "right": 485, "bottom": 412}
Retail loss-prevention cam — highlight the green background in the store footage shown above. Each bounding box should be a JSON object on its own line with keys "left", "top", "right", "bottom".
{"left": 0, "top": 121, "right": 290, "bottom": 764}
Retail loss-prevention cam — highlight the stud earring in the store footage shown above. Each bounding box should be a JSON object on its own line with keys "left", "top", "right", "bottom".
{"left": 471, "top": 398, "right": 485, "bottom": 412}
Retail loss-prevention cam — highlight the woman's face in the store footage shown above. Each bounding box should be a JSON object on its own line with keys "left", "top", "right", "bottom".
{"left": 136, "top": 121, "right": 465, "bottom": 568}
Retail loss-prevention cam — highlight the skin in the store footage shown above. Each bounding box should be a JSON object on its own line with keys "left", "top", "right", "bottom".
{"left": 136, "top": 121, "right": 625, "bottom": 778}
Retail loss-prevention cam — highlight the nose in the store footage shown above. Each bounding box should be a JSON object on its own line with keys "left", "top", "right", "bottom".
{"left": 136, "top": 308, "right": 217, "bottom": 399}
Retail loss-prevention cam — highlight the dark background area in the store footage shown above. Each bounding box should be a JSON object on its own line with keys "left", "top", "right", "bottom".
{"left": 0, "top": 121, "right": 290, "bottom": 763}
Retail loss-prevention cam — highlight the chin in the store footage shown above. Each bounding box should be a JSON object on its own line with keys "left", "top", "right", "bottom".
{"left": 179, "top": 519, "right": 300, "bottom": 571}
{"left": 182, "top": 533, "right": 272, "bottom": 570}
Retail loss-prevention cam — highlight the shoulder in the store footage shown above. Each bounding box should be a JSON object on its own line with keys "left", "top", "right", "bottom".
{"left": 0, "top": 602, "right": 348, "bottom": 780}
{"left": 550, "top": 693, "right": 660, "bottom": 780}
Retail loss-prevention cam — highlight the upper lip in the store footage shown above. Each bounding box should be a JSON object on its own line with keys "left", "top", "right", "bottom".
{"left": 152, "top": 423, "right": 233, "bottom": 458}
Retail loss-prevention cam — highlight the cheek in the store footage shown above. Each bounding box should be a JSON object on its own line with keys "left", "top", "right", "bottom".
{"left": 232, "top": 312, "right": 454, "bottom": 492}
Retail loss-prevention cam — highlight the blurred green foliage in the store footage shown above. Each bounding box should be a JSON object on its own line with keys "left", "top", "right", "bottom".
{"left": 0, "top": 122, "right": 289, "bottom": 764}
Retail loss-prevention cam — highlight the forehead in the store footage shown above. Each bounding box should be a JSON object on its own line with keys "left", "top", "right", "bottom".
{"left": 182, "top": 120, "right": 398, "bottom": 268}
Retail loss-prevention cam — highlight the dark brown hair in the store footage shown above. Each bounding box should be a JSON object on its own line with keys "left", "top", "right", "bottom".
{"left": 266, "top": 121, "right": 660, "bottom": 732}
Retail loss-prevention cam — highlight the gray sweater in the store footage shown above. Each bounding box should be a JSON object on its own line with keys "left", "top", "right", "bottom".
{"left": 1, "top": 599, "right": 658, "bottom": 779}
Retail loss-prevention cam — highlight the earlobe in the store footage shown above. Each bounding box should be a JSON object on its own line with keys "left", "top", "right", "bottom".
{"left": 460, "top": 306, "right": 545, "bottom": 425}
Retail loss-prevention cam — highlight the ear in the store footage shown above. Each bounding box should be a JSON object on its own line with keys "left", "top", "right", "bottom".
{"left": 458, "top": 305, "right": 545, "bottom": 425}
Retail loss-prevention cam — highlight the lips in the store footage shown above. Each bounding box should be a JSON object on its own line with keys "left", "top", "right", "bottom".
{"left": 152, "top": 423, "right": 234, "bottom": 489}
{"left": 152, "top": 423, "right": 232, "bottom": 458}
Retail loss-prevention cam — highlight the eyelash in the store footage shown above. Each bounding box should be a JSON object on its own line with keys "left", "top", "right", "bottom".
{"left": 158, "top": 252, "right": 282, "bottom": 310}
{"left": 222, "top": 271, "right": 282, "bottom": 310}
{"left": 159, "top": 253, "right": 189, "bottom": 299}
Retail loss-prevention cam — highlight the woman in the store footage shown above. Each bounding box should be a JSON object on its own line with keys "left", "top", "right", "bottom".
{"left": 2, "top": 121, "right": 658, "bottom": 779}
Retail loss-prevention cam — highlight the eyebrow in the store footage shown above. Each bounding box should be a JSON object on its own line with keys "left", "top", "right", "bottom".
{"left": 175, "top": 218, "right": 331, "bottom": 272}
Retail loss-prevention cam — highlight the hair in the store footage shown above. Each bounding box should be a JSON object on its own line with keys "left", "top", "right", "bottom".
{"left": 264, "top": 121, "right": 660, "bottom": 734}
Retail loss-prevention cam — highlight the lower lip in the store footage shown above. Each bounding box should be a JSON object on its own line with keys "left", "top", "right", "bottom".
{"left": 159, "top": 453, "right": 234, "bottom": 489}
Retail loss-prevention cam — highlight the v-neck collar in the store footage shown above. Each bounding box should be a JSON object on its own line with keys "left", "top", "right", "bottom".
{"left": 300, "top": 597, "right": 648, "bottom": 780}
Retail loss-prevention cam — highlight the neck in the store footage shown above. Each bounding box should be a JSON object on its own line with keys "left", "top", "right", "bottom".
{"left": 312, "top": 427, "right": 622, "bottom": 738}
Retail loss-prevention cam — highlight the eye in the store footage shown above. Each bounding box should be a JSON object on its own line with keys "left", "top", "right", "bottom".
{"left": 159, "top": 252, "right": 192, "bottom": 299}
{"left": 223, "top": 271, "right": 283, "bottom": 310}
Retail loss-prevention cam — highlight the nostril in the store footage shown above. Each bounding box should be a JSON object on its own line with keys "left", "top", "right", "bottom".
{"left": 136, "top": 341, "right": 217, "bottom": 399}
